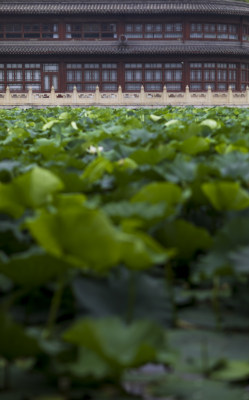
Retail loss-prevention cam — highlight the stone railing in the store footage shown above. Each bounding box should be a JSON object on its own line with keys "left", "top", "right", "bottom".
{"left": 1, "top": 85, "right": 249, "bottom": 107}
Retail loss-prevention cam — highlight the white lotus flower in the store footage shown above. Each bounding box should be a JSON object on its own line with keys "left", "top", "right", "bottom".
{"left": 87, "top": 145, "right": 104, "bottom": 154}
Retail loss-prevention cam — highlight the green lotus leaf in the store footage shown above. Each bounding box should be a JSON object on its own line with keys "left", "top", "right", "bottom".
{"left": 211, "top": 360, "right": 249, "bottom": 382}
{"left": 202, "top": 181, "right": 249, "bottom": 211}
{"left": 0, "top": 312, "right": 40, "bottom": 361}
{"left": 81, "top": 156, "right": 113, "bottom": 183}
{"left": 179, "top": 136, "right": 210, "bottom": 156}
{"left": 0, "top": 167, "right": 64, "bottom": 217}
{"left": 0, "top": 247, "right": 69, "bottom": 287}
{"left": 63, "top": 317, "right": 166, "bottom": 373}
{"left": 120, "top": 231, "right": 171, "bottom": 270}
{"left": 156, "top": 219, "right": 213, "bottom": 260}
{"left": 131, "top": 182, "right": 188, "bottom": 217}
{"left": 26, "top": 205, "right": 121, "bottom": 272}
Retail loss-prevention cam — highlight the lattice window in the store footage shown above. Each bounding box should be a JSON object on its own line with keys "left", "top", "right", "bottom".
{"left": 190, "top": 23, "right": 238, "bottom": 40}
{"left": 41, "top": 24, "right": 59, "bottom": 39}
{"left": 125, "top": 63, "right": 143, "bottom": 91}
{"left": 5, "top": 24, "right": 22, "bottom": 38}
{"left": 66, "top": 24, "right": 82, "bottom": 39}
{"left": 165, "top": 23, "right": 183, "bottom": 39}
{"left": 165, "top": 63, "right": 183, "bottom": 91}
{"left": 66, "top": 63, "right": 118, "bottom": 92}
{"left": 144, "top": 63, "right": 163, "bottom": 91}
{"left": 0, "top": 23, "right": 59, "bottom": 39}
{"left": 241, "top": 63, "right": 249, "bottom": 90}
{"left": 102, "top": 63, "right": 117, "bottom": 91}
{"left": 125, "top": 83, "right": 142, "bottom": 91}
{"left": 24, "top": 63, "right": 42, "bottom": 92}
{"left": 125, "top": 24, "right": 143, "bottom": 38}
{"left": 190, "top": 62, "right": 238, "bottom": 91}
{"left": 124, "top": 62, "right": 183, "bottom": 92}
{"left": 166, "top": 83, "right": 182, "bottom": 91}
{"left": 243, "top": 25, "right": 249, "bottom": 41}
{"left": 125, "top": 23, "right": 182, "bottom": 39}
{"left": 125, "top": 64, "right": 143, "bottom": 83}
{"left": 66, "top": 63, "right": 82, "bottom": 90}
{"left": 144, "top": 24, "right": 163, "bottom": 39}
{"left": 65, "top": 23, "right": 117, "bottom": 39}
{"left": 43, "top": 64, "right": 59, "bottom": 72}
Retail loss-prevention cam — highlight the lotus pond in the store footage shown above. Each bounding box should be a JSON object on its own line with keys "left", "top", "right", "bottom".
{"left": 0, "top": 106, "right": 249, "bottom": 400}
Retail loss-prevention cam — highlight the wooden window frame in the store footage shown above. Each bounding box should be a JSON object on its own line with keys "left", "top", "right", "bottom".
{"left": 241, "top": 63, "right": 249, "bottom": 90}
{"left": 0, "top": 61, "right": 247, "bottom": 94}
{"left": 65, "top": 63, "right": 118, "bottom": 92}
{"left": 0, "top": 23, "right": 59, "bottom": 40}
{"left": 124, "top": 22, "right": 183, "bottom": 40}
{"left": 189, "top": 62, "right": 238, "bottom": 91}
{"left": 189, "top": 22, "right": 239, "bottom": 41}
{"left": 65, "top": 22, "right": 117, "bottom": 40}
{"left": 0, "top": 63, "right": 61, "bottom": 92}
{"left": 124, "top": 62, "right": 183, "bottom": 92}
{"left": 242, "top": 25, "right": 249, "bottom": 42}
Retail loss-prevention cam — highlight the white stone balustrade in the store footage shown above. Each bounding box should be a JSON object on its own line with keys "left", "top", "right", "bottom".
{"left": 1, "top": 85, "right": 249, "bottom": 107}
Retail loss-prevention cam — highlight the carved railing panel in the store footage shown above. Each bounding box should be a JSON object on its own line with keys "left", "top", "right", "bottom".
{"left": 0, "top": 85, "right": 249, "bottom": 106}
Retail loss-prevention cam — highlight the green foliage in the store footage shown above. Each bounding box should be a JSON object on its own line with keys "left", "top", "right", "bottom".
{"left": 63, "top": 317, "right": 167, "bottom": 377}
{"left": 26, "top": 204, "right": 121, "bottom": 271}
{"left": 0, "top": 312, "right": 40, "bottom": 361}
{"left": 0, "top": 167, "right": 64, "bottom": 218}
{"left": 156, "top": 219, "right": 213, "bottom": 260}
{"left": 0, "top": 247, "right": 69, "bottom": 287}
{"left": 1, "top": 106, "right": 249, "bottom": 399}
{"left": 202, "top": 181, "right": 249, "bottom": 211}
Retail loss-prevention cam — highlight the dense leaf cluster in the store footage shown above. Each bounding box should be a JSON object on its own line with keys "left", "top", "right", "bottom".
{"left": 0, "top": 106, "right": 249, "bottom": 400}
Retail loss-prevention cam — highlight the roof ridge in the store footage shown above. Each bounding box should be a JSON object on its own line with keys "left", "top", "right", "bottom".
{"left": 1, "top": 0, "right": 249, "bottom": 15}
{"left": 0, "top": 41, "right": 249, "bottom": 56}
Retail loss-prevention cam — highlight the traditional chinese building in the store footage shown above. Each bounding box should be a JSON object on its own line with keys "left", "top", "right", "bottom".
{"left": 1, "top": 0, "right": 249, "bottom": 93}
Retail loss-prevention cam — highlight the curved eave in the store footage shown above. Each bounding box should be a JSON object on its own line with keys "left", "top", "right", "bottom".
{"left": 1, "top": 2, "right": 249, "bottom": 16}
{"left": 1, "top": 42, "right": 249, "bottom": 56}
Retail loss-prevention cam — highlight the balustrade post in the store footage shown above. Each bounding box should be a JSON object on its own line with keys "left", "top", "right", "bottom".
{"left": 118, "top": 85, "right": 122, "bottom": 104}
{"left": 95, "top": 85, "right": 100, "bottom": 104}
{"left": 246, "top": 86, "right": 249, "bottom": 104}
{"left": 228, "top": 86, "right": 233, "bottom": 105}
{"left": 50, "top": 86, "right": 56, "bottom": 105}
{"left": 72, "top": 86, "right": 78, "bottom": 104}
{"left": 28, "top": 87, "right": 33, "bottom": 104}
{"left": 163, "top": 85, "right": 168, "bottom": 105}
{"left": 140, "top": 85, "right": 145, "bottom": 105}
{"left": 5, "top": 86, "right": 11, "bottom": 106}
{"left": 185, "top": 85, "right": 190, "bottom": 104}
{"left": 207, "top": 85, "right": 212, "bottom": 105}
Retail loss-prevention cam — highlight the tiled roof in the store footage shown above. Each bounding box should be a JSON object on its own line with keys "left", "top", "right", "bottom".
{"left": 1, "top": 41, "right": 249, "bottom": 56}
{"left": 0, "top": 1, "right": 249, "bottom": 16}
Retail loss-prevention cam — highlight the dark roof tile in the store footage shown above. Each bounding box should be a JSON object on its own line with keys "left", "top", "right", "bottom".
{"left": 0, "top": 41, "right": 249, "bottom": 56}
{"left": 0, "top": 1, "right": 249, "bottom": 15}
